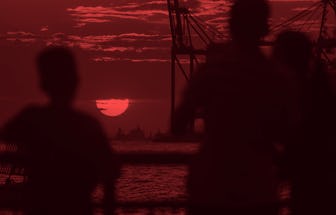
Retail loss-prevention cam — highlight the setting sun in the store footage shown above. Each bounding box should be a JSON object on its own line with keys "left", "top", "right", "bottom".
{"left": 96, "top": 98, "right": 129, "bottom": 117}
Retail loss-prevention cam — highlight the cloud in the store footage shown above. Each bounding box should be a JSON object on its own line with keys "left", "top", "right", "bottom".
{"left": 1, "top": 31, "right": 172, "bottom": 61}
{"left": 270, "top": 0, "right": 317, "bottom": 1}
{"left": 93, "top": 57, "right": 170, "bottom": 63}
{"left": 4, "top": 31, "right": 38, "bottom": 43}
{"left": 102, "top": 47, "right": 134, "bottom": 52}
{"left": 1, "top": 0, "right": 332, "bottom": 64}
{"left": 40, "top": 26, "right": 49, "bottom": 32}
{"left": 292, "top": 6, "right": 316, "bottom": 12}
{"left": 191, "top": 0, "right": 231, "bottom": 17}
{"left": 7, "top": 31, "right": 35, "bottom": 37}
{"left": 113, "top": 1, "right": 167, "bottom": 11}
{"left": 65, "top": 33, "right": 171, "bottom": 58}
{"left": 70, "top": 33, "right": 170, "bottom": 44}
{"left": 67, "top": 3, "right": 168, "bottom": 27}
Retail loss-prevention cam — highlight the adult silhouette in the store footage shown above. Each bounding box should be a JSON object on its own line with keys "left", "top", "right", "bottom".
{"left": 172, "top": 0, "right": 286, "bottom": 214}
{"left": 0, "top": 46, "right": 120, "bottom": 215}
{"left": 271, "top": 30, "right": 312, "bottom": 183}
{"left": 273, "top": 30, "right": 336, "bottom": 215}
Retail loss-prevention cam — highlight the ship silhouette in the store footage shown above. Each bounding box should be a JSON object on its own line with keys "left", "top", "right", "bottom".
{"left": 113, "top": 126, "right": 147, "bottom": 141}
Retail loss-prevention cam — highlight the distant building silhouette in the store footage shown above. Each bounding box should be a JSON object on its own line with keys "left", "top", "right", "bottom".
{"left": 115, "top": 127, "right": 126, "bottom": 140}
{"left": 127, "top": 126, "right": 146, "bottom": 141}
{"left": 114, "top": 126, "right": 147, "bottom": 141}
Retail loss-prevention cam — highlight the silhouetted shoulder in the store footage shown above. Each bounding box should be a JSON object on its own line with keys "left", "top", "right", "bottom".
{"left": 2, "top": 104, "right": 113, "bottom": 155}
{"left": 1, "top": 104, "right": 44, "bottom": 143}
{"left": 206, "top": 42, "right": 237, "bottom": 65}
{"left": 67, "top": 108, "right": 106, "bottom": 131}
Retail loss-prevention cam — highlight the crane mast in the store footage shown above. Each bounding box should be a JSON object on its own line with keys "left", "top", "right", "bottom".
{"left": 167, "top": 0, "right": 336, "bottom": 133}
{"left": 167, "top": 0, "right": 213, "bottom": 131}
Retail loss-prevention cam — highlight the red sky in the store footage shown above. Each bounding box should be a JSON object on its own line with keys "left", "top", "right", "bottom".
{"left": 0, "top": 0, "right": 334, "bottom": 136}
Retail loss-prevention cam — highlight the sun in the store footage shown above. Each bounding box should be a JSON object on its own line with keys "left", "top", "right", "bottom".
{"left": 96, "top": 98, "right": 129, "bottom": 117}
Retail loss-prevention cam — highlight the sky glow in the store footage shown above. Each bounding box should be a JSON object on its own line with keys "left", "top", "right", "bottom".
{"left": 1, "top": 0, "right": 331, "bottom": 62}
{"left": 0, "top": 0, "right": 334, "bottom": 134}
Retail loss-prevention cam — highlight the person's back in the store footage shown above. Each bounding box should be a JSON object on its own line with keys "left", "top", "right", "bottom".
{"left": 184, "top": 39, "right": 280, "bottom": 215}
{"left": 273, "top": 30, "right": 336, "bottom": 215}
{"left": 172, "top": 0, "right": 282, "bottom": 214}
{"left": 201, "top": 43, "right": 281, "bottom": 146}
{"left": 1, "top": 46, "right": 120, "bottom": 215}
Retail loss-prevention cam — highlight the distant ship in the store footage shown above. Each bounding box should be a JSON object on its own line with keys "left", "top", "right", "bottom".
{"left": 113, "top": 126, "right": 147, "bottom": 141}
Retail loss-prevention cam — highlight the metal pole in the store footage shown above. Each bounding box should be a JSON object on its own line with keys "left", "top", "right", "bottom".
{"left": 170, "top": 47, "right": 176, "bottom": 133}
{"left": 317, "top": 0, "right": 328, "bottom": 58}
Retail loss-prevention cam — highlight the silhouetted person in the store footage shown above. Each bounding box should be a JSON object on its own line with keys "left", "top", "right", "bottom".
{"left": 172, "top": 0, "right": 286, "bottom": 214}
{"left": 0, "top": 46, "right": 120, "bottom": 215}
{"left": 273, "top": 30, "right": 336, "bottom": 215}
{"left": 271, "top": 30, "right": 312, "bottom": 182}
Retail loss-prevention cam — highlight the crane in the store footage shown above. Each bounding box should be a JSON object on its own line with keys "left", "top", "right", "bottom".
{"left": 167, "top": 0, "right": 336, "bottom": 132}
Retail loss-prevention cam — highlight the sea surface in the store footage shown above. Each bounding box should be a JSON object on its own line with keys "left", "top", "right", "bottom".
{"left": 0, "top": 141, "right": 290, "bottom": 215}
{"left": 112, "top": 141, "right": 199, "bottom": 215}
{"left": 0, "top": 141, "right": 200, "bottom": 215}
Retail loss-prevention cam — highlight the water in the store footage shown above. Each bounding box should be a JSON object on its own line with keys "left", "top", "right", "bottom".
{"left": 1, "top": 141, "right": 289, "bottom": 215}
{"left": 113, "top": 141, "right": 198, "bottom": 214}
{"left": 0, "top": 141, "right": 200, "bottom": 215}
{"left": 117, "top": 164, "right": 188, "bottom": 202}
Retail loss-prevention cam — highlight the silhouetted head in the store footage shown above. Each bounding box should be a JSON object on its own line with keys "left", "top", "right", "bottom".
{"left": 273, "top": 30, "right": 313, "bottom": 74}
{"left": 37, "top": 46, "right": 79, "bottom": 107}
{"left": 229, "top": 0, "right": 270, "bottom": 45}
